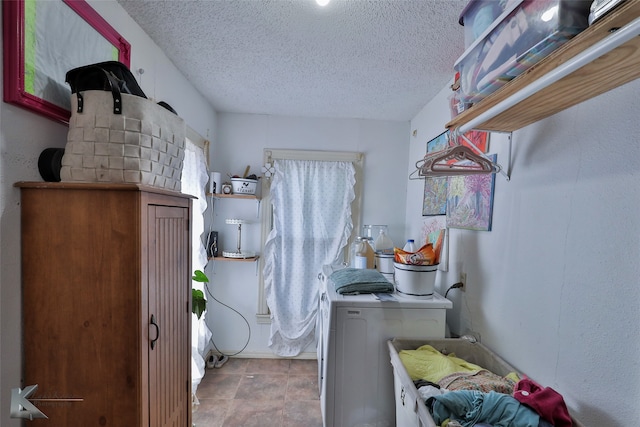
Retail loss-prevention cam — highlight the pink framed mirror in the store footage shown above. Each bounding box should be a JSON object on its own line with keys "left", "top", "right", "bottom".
{"left": 3, "top": 0, "right": 130, "bottom": 124}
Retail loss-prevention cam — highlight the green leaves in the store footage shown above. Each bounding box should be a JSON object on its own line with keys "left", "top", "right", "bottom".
{"left": 192, "top": 269, "right": 209, "bottom": 283}
{"left": 192, "top": 269, "right": 209, "bottom": 319}
{"left": 192, "top": 289, "right": 206, "bottom": 320}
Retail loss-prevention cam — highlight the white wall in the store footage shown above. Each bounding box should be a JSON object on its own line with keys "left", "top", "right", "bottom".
{"left": 87, "top": 1, "right": 217, "bottom": 140}
{"left": 3, "top": 1, "right": 638, "bottom": 425}
{"left": 205, "top": 113, "right": 409, "bottom": 357}
{"left": 407, "top": 80, "right": 640, "bottom": 426}
{"left": 0, "top": 2, "right": 217, "bottom": 425}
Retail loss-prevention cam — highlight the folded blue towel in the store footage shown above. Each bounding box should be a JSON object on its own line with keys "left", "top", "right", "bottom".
{"left": 330, "top": 268, "right": 394, "bottom": 295}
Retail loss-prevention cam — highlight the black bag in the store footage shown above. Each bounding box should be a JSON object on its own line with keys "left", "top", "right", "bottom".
{"left": 65, "top": 61, "right": 177, "bottom": 115}
{"left": 66, "top": 61, "right": 146, "bottom": 97}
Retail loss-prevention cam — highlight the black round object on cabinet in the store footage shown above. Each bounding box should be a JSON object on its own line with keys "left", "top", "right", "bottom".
{"left": 38, "top": 147, "right": 65, "bottom": 182}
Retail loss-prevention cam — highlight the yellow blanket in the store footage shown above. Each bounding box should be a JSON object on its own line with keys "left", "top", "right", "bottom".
{"left": 399, "top": 345, "right": 484, "bottom": 382}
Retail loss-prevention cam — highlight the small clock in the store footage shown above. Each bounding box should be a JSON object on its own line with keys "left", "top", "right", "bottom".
{"left": 222, "top": 183, "right": 233, "bottom": 194}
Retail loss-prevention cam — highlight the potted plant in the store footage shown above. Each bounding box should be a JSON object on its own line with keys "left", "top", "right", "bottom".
{"left": 191, "top": 269, "right": 229, "bottom": 369}
{"left": 192, "top": 269, "right": 208, "bottom": 319}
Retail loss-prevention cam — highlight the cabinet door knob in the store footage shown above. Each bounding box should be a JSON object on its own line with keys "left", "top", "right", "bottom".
{"left": 150, "top": 314, "right": 160, "bottom": 349}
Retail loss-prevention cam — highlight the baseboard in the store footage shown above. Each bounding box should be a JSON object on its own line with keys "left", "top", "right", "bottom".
{"left": 208, "top": 350, "right": 317, "bottom": 360}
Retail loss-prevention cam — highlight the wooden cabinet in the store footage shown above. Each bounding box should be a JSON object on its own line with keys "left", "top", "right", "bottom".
{"left": 17, "top": 182, "right": 192, "bottom": 427}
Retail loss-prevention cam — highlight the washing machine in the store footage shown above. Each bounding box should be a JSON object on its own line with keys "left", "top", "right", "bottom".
{"left": 317, "top": 265, "right": 452, "bottom": 427}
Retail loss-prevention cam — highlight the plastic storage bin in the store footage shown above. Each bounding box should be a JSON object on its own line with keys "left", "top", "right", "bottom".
{"left": 387, "top": 338, "right": 584, "bottom": 427}
{"left": 459, "top": 0, "right": 510, "bottom": 47}
{"left": 454, "top": 0, "right": 591, "bottom": 103}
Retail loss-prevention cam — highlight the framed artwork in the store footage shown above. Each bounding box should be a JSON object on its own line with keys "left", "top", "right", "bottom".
{"left": 3, "top": 0, "right": 131, "bottom": 124}
{"left": 422, "top": 130, "right": 449, "bottom": 216}
{"left": 446, "top": 154, "right": 497, "bottom": 231}
{"left": 458, "top": 130, "right": 489, "bottom": 153}
{"left": 427, "top": 130, "right": 449, "bottom": 153}
{"left": 423, "top": 177, "right": 448, "bottom": 216}
{"left": 421, "top": 216, "right": 448, "bottom": 271}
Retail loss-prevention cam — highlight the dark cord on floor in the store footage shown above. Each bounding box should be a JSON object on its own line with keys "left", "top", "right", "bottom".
{"left": 204, "top": 278, "right": 252, "bottom": 357}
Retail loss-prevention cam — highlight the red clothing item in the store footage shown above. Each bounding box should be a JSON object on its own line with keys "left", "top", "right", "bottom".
{"left": 513, "top": 377, "right": 573, "bottom": 427}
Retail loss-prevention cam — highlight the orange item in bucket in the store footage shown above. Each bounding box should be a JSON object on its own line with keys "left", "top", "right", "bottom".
{"left": 394, "top": 243, "right": 436, "bottom": 266}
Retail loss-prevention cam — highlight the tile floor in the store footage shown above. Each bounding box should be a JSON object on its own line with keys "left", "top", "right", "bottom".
{"left": 192, "top": 358, "right": 323, "bottom": 427}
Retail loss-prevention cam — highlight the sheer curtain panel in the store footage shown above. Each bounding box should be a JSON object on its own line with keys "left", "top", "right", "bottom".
{"left": 181, "top": 136, "right": 212, "bottom": 400}
{"left": 263, "top": 159, "right": 355, "bottom": 356}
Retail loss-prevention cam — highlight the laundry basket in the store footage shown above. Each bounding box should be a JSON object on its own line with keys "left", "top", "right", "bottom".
{"left": 387, "top": 338, "right": 584, "bottom": 427}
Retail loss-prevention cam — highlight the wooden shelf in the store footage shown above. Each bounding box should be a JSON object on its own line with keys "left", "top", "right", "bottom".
{"left": 209, "top": 256, "right": 259, "bottom": 262}
{"left": 446, "top": 1, "right": 640, "bottom": 133}
{"left": 207, "top": 192, "right": 260, "bottom": 200}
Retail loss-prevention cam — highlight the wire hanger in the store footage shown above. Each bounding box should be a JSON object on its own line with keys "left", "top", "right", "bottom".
{"left": 409, "top": 130, "right": 509, "bottom": 181}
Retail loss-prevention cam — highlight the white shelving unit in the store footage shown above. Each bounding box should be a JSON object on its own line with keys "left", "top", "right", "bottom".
{"left": 207, "top": 193, "right": 260, "bottom": 262}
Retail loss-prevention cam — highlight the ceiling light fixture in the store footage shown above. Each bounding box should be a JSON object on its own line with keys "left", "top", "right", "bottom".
{"left": 316, "top": 0, "right": 330, "bottom": 6}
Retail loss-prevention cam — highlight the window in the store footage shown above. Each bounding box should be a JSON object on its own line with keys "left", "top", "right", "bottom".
{"left": 256, "top": 149, "right": 363, "bottom": 322}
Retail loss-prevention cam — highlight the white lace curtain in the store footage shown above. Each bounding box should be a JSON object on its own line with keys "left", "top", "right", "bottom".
{"left": 263, "top": 159, "right": 355, "bottom": 356}
{"left": 181, "top": 137, "right": 212, "bottom": 399}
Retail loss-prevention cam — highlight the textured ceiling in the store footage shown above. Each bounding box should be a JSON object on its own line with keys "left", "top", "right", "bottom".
{"left": 117, "top": 0, "right": 468, "bottom": 121}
